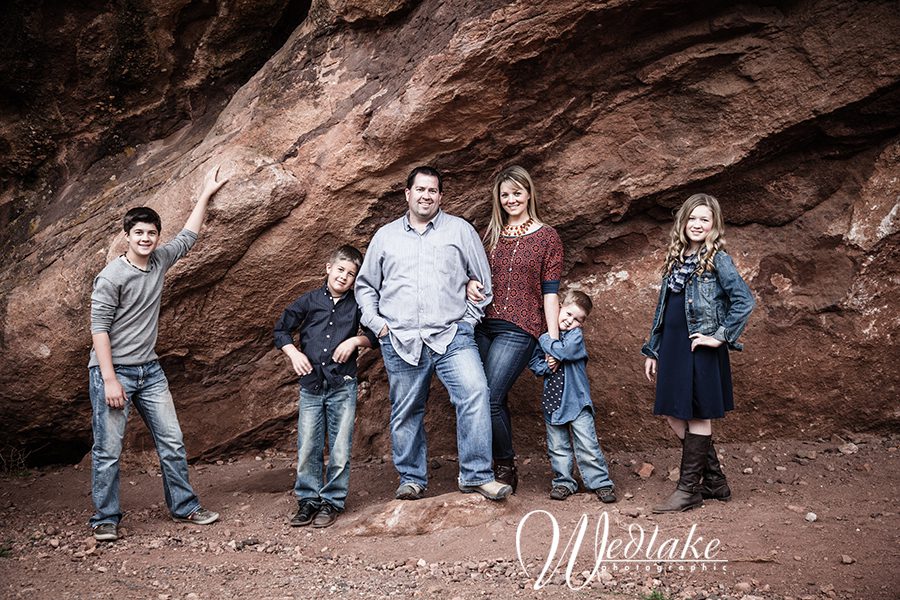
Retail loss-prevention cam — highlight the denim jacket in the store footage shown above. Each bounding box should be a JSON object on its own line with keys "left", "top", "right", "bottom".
{"left": 528, "top": 329, "right": 594, "bottom": 425}
{"left": 641, "top": 250, "right": 755, "bottom": 359}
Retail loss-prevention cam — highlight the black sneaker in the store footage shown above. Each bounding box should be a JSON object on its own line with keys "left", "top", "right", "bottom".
{"left": 550, "top": 486, "right": 573, "bottom": 501}
{"left": 311, "top": 503, "right": 338, "bottom": 528}
{"left": 595, "top": 486, "right": 617, "bottom": 503}
{"left": 290, "top": 502, "right": 319, "bottom": 527}
{"left": 92, "top": 522, "right": 118, "bottom": 542}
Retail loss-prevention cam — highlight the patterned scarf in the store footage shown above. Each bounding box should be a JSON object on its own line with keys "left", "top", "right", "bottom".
{"left": 667, "top": 252, "right": 700, "bottom": 293}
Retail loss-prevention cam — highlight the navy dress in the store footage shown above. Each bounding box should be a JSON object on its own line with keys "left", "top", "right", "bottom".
{"left": 654, "top": 288, "right": 734, "bottom": 419}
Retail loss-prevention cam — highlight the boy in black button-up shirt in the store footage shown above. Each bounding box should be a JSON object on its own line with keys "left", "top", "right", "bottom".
{"left": 274, "top": 245, "right": 376, "bottom": 528}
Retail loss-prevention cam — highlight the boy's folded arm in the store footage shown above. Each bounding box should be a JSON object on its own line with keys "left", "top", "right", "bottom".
{"left": 528, "top": 345, "right": 552, "bottom": 376}
{"left": 538, "top": 329, "right": 588, "bottom": 361}
{"left": 358, "top": 329, "right": 378, "bottom": 350}
{"left": 332, "top": 336, "right": 365, "bottom": 363}
{"left": 273, "top": 297, "right": 309, "bottom": 349}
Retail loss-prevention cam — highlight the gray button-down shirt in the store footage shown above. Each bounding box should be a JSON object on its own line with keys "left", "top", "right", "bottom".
{"left": 356, "top": 210, "right": 493, "bottom": 366}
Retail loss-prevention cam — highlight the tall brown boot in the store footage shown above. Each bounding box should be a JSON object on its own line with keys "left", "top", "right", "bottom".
{"left": 652, "top": 432, "right": 710, "bottom": 513}
{"left": 700, "top": 440, "right": 731, "bottom": 501}
{"left": 494, "top": 458, "right": 518, "bottom": 494}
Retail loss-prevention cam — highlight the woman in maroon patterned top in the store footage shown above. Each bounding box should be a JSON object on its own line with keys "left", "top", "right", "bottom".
{"left": 468, "top": 166, "right": 564, "bottom": 492}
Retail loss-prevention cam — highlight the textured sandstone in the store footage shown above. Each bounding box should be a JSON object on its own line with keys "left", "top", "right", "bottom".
{"left": 1, "top": 0, "right": 898, "bottom": 465}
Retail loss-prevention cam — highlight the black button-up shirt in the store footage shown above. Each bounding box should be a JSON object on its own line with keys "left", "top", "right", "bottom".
{"left": 274, "top": 283, "right": 376, "bottom": 392}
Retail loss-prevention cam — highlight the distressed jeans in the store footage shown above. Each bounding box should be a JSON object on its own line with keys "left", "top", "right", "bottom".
{"left": 381, "top": 322, "right": 494, "bottom": 488}
{"left": 545, "top": 406, "right": 614, "bottom": 492}
{"left": 89, "top": 361, "right": 199, "bottom": 526}
{"left": 294, "top": 379, "right": 358, "bottom": 511}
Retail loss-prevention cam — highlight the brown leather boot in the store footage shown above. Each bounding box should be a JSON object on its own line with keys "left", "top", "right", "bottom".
{"left": 494, "top": 458, "right": 518, "bottom": 494}
{"left": 653, "top": 433, "right": 710, "bottom": 513}
{"left": 700, "top": 440, "right": 731, "bottom": 501}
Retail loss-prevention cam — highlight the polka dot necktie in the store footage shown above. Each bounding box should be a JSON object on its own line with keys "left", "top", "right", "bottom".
{"left": 541, "top": 367, "right": 565, "bottom": 420}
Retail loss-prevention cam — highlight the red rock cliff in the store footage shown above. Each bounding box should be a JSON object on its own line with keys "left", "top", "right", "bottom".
{"left": 1, "top": 0, "right": 898, "bottom": 465}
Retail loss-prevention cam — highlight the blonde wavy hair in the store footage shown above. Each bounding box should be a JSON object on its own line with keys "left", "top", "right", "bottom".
{"left": 662, "top": 193, "right": 726, "bottom": 276}
{"left": 483, "top": 165, "right": 544, "bottom": 252}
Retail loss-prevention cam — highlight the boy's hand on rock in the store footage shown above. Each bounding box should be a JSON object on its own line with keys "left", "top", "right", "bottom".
{"left": 202, "top": 165, "right": 229, "bottom": 199}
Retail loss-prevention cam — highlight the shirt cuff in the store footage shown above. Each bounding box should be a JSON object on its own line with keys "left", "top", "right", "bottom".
{"left": 541, "top": 280, "right": 560, "bottom": 294}
{"left": 711, "top": 326, "right": 727, "bottom": 342}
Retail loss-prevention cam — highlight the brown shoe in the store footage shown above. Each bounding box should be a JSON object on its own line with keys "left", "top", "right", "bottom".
{"left": 494, "top": 458, "right": 518, "bottom": 493}
{"left": 700, "top": 440, "right": 731, "bottom": 501}
{"left": 311, "top": 504, "right": 338, "bottom": 528}
{"left": 653, "top": 433, "right": 710, "bottom": 513}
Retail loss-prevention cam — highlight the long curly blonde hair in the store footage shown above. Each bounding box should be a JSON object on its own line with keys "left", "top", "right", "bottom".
{"left": 483, "top": 166, "right": 544, "bottom": 252}
{"left": 662, "top": 193, "right": 726, "bottom": 276}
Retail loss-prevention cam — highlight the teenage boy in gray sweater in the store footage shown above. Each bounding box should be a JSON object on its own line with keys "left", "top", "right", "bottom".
{"left": 88, "top": 166, "right": 227, "bottom": 542}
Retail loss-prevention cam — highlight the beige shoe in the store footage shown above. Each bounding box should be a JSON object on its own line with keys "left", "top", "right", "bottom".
{"left": 459, "top": 479, "right": 512, "bottom": 501}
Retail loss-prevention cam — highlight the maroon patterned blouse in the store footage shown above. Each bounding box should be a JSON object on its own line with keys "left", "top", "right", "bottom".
{"left": 485, "top": 225, "right": 564, "bottom": 339}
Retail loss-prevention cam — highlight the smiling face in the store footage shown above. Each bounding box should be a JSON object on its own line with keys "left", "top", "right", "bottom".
{"left": 499, "top": 180, "right": 530, "bottom": 222}
{"left": 685, "top": 205, "right": 714, "bottom": 250}
{"left": 326, "top": 259, "right": 359, "bottom": 297}
{"left": 405, "top": 173, "right": 442, "bottom": 225}
{"left": 558, "top": 303, "right": 587, "bottom": 331}
{"left": 125, "top": 222, "right": 160, "bottom": 261}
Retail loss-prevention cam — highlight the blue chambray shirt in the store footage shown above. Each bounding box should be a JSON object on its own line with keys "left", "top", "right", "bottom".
{"left": 529, "top": 328, "right": 595, "bottom": 425}
{"left": 355, "top": 209, "right": 493, "bottom": 366}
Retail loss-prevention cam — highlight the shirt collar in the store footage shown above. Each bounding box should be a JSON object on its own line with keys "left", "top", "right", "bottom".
{"left": 320, "top": 281, "right": 350, "bottom": 303}
{"left": 402, "top": 209, "right": 444, "bottom": 231}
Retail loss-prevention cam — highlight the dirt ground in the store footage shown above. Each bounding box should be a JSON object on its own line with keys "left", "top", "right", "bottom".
{"left": 1, "top": 432, "right": 897, "bottom": 600}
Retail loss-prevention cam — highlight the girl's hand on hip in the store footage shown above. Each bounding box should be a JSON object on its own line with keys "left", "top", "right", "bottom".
{"left": 689, "top": 333, "right": 724, "bottom": 351}
{"left": 644, "top": 357, "right": 657, "bottom": 382}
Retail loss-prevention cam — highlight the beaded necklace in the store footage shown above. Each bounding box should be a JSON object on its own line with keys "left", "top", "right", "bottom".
{"left": 501, "top": 217, "right": 534, "bottom": 237}
{"left": 122, "top": 254, "right": 151, "bottom": 273}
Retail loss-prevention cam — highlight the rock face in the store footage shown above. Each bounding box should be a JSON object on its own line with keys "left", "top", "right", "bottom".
{"left": 1, "top": 0, "right": 898, "bottom": 466}
{"left": 347, "top": 493, "right": 515, "bottom": 537}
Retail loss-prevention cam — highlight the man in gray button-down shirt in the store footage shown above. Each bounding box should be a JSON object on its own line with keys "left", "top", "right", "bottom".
{"left": 356, "top": 166, "right": 512, "bottom": 501}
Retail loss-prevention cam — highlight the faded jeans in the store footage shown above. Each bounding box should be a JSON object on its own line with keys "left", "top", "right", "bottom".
{"left": 475, "top": 318, "right": 537, "bottom": 461}
{"left": 545, "top": 406, "right": 614, "bottom": 492}
{"left": 380, "top": 322, "right": 494, "bottom": 488}
{"left": 294, "top": 379, "right": 358, "bottom": 511}
{"left": 89, "top": 361, "right": 199, "bottom": 526}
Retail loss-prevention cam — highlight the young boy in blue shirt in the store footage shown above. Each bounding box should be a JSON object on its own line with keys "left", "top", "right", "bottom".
{"left": 529, "top": 290, "right": 617, "bottom": 503}
{"left": 274, "top": 245, "right": 376, "bottom": 528}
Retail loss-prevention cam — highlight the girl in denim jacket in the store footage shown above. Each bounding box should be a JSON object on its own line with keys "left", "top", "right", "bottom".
{"left": 641, "top": 194, "right": 755, "bottom": 513}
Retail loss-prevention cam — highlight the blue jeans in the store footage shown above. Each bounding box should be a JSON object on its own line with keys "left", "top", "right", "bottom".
{"left": 381, "top": 322, "right": 494, "bottom": 488}
{"left": 475, "top": 319, "right": 537, "bottom": 461}
{"left": 545, "top": 407, "right": 614, "bottom": 492}
{"left": 294, "top": 379, "right": 357, "bottom": 511}
{"left": 89, "top": 361, "right": 200, "bottom": 526}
